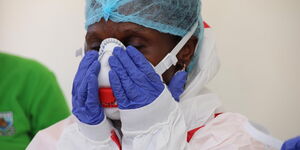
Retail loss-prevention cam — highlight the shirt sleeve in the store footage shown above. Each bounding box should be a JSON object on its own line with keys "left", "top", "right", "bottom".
{"left": 23, "top": 61, "right": 70, "bottom": 137}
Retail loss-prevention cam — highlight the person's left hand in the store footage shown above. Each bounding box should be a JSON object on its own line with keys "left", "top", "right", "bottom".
{"left": 108, "top": 46, "right": 165, "bottom": 109}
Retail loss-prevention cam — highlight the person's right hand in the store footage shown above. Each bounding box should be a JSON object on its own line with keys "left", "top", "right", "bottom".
{"left": 168, "top": 71, "right": 188, "bottom": 102}
{"left": 72, "top": 50, "right": 104, "bottom": 125}
{"left": 281, "top": 136, "right": 300, "bottom": 150}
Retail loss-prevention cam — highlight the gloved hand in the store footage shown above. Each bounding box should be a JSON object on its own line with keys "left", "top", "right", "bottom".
{"left": 168, "top": 71, "right": 188, "bottom": 101}
{"left": 109, "top": 46, "right": 165, "bottom": 109}
{"left": 72, "top": 50, "right": 104, "bottom": 125}
{"left": 281, "top": 136, "right": 300, "bottom": 150}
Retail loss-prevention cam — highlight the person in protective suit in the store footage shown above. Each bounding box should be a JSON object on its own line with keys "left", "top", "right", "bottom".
{"left": 27, "top": 0, "right": 284, "bottom": 149}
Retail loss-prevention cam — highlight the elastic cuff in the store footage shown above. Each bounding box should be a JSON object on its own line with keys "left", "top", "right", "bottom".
{"left": 77, "top": 117, "right": 112, "bottom": 142}
{"left": 120, "top": 85, "right": 178, "bottom": 132}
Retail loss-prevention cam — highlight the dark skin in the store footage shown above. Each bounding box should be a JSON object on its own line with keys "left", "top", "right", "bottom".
{"left": 85, "top": 19, "right": 198, "bottom": 84}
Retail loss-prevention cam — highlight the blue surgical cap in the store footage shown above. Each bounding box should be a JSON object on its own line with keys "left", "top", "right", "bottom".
{"left": 85, "top": 0, "right": 204, "bottom": 71}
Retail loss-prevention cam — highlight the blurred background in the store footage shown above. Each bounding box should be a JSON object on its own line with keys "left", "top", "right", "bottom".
{"left": 0, "top": 0, "right": 299, "bottom": 140}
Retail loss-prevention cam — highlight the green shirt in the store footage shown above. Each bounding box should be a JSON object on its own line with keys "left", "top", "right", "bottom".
{"left": 0, "top": 53, "right": 70, "bottom": 150}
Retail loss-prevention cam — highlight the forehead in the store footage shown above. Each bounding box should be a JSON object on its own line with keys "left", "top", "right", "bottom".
{"left": 86, "top": 19, "right": 166, "bottom": 40}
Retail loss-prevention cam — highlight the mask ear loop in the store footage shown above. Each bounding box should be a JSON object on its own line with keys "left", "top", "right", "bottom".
{"left": 154, "top": 22, "right": 199, "bottom": 75}
{"left": 75, "top": 47, "right": 84, "bottom": 57}
{"left": 75, "top": 42, "right": 86, "bottom": 58}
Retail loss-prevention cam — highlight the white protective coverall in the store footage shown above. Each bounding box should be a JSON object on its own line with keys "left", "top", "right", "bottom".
{"left": 26, "top": 23, "right": 283, "bottom": 150}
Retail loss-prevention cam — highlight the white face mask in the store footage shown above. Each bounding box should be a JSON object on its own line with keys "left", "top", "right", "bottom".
{"left": 97, "top": 22, "right": 198, "bottom": 120}
{"left": 98, "top": 38, "right": 125, "bottom": 120}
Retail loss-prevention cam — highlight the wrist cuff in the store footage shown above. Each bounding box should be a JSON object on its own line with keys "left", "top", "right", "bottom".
{"left": 120, "top": 86, "right": 178, "bottom": 132}
{"left": 77, "top": 117, "right": 112, "bottom": 142}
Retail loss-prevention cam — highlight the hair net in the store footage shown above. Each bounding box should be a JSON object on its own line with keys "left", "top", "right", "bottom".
{"left": 85, "top": 0, "right": 204, "bottom": 71}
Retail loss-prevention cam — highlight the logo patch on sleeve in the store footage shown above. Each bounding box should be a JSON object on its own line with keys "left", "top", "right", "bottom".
{"left": 0, "top": 112, "right": 15, "bottom": 136}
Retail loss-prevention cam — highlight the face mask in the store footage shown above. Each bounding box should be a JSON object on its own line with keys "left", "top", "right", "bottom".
{"left": 97, "top": 22, "right": 198, "bottom": 120}
{"left": 98, "top": 38, "right": 125, "bottom": 120}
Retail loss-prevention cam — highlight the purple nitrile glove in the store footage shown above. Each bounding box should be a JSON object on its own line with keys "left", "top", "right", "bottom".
{"left": 168, "top": 71, "right": 188, "bottom": 102}
{"left": 281, "top": 136, "right": 300, "bottom": 150}
{"left": 109, "top": 46, "right": 164, "bottom": 109}
{"left": 72, "top": 50, "right": 104, "bottom": 125}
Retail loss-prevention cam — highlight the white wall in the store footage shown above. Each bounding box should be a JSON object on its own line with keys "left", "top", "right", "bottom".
{"left": 203, "top": 0, "right": 300, "bottom": 140}
{"left": 0, "top": 0, "right": 86, "bottom": 107}
{"left": 0, "top": 0, "right": 299, "bottom": 140}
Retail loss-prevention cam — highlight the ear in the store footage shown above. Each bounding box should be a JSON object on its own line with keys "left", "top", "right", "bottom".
{"left": 176, "top": 36, "right": 198, "bottom": 69}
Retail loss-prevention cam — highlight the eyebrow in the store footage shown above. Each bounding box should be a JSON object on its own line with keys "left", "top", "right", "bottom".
{"left": 86, "top": 25, "right": 147, "bottom": 38}
{"left": 120, "top": 26, "right": 147, "bottom": 35}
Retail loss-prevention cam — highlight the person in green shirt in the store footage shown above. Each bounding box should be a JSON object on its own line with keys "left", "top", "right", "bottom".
{"left": 0, "top": 52, "right": 70, "bottom": 150}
